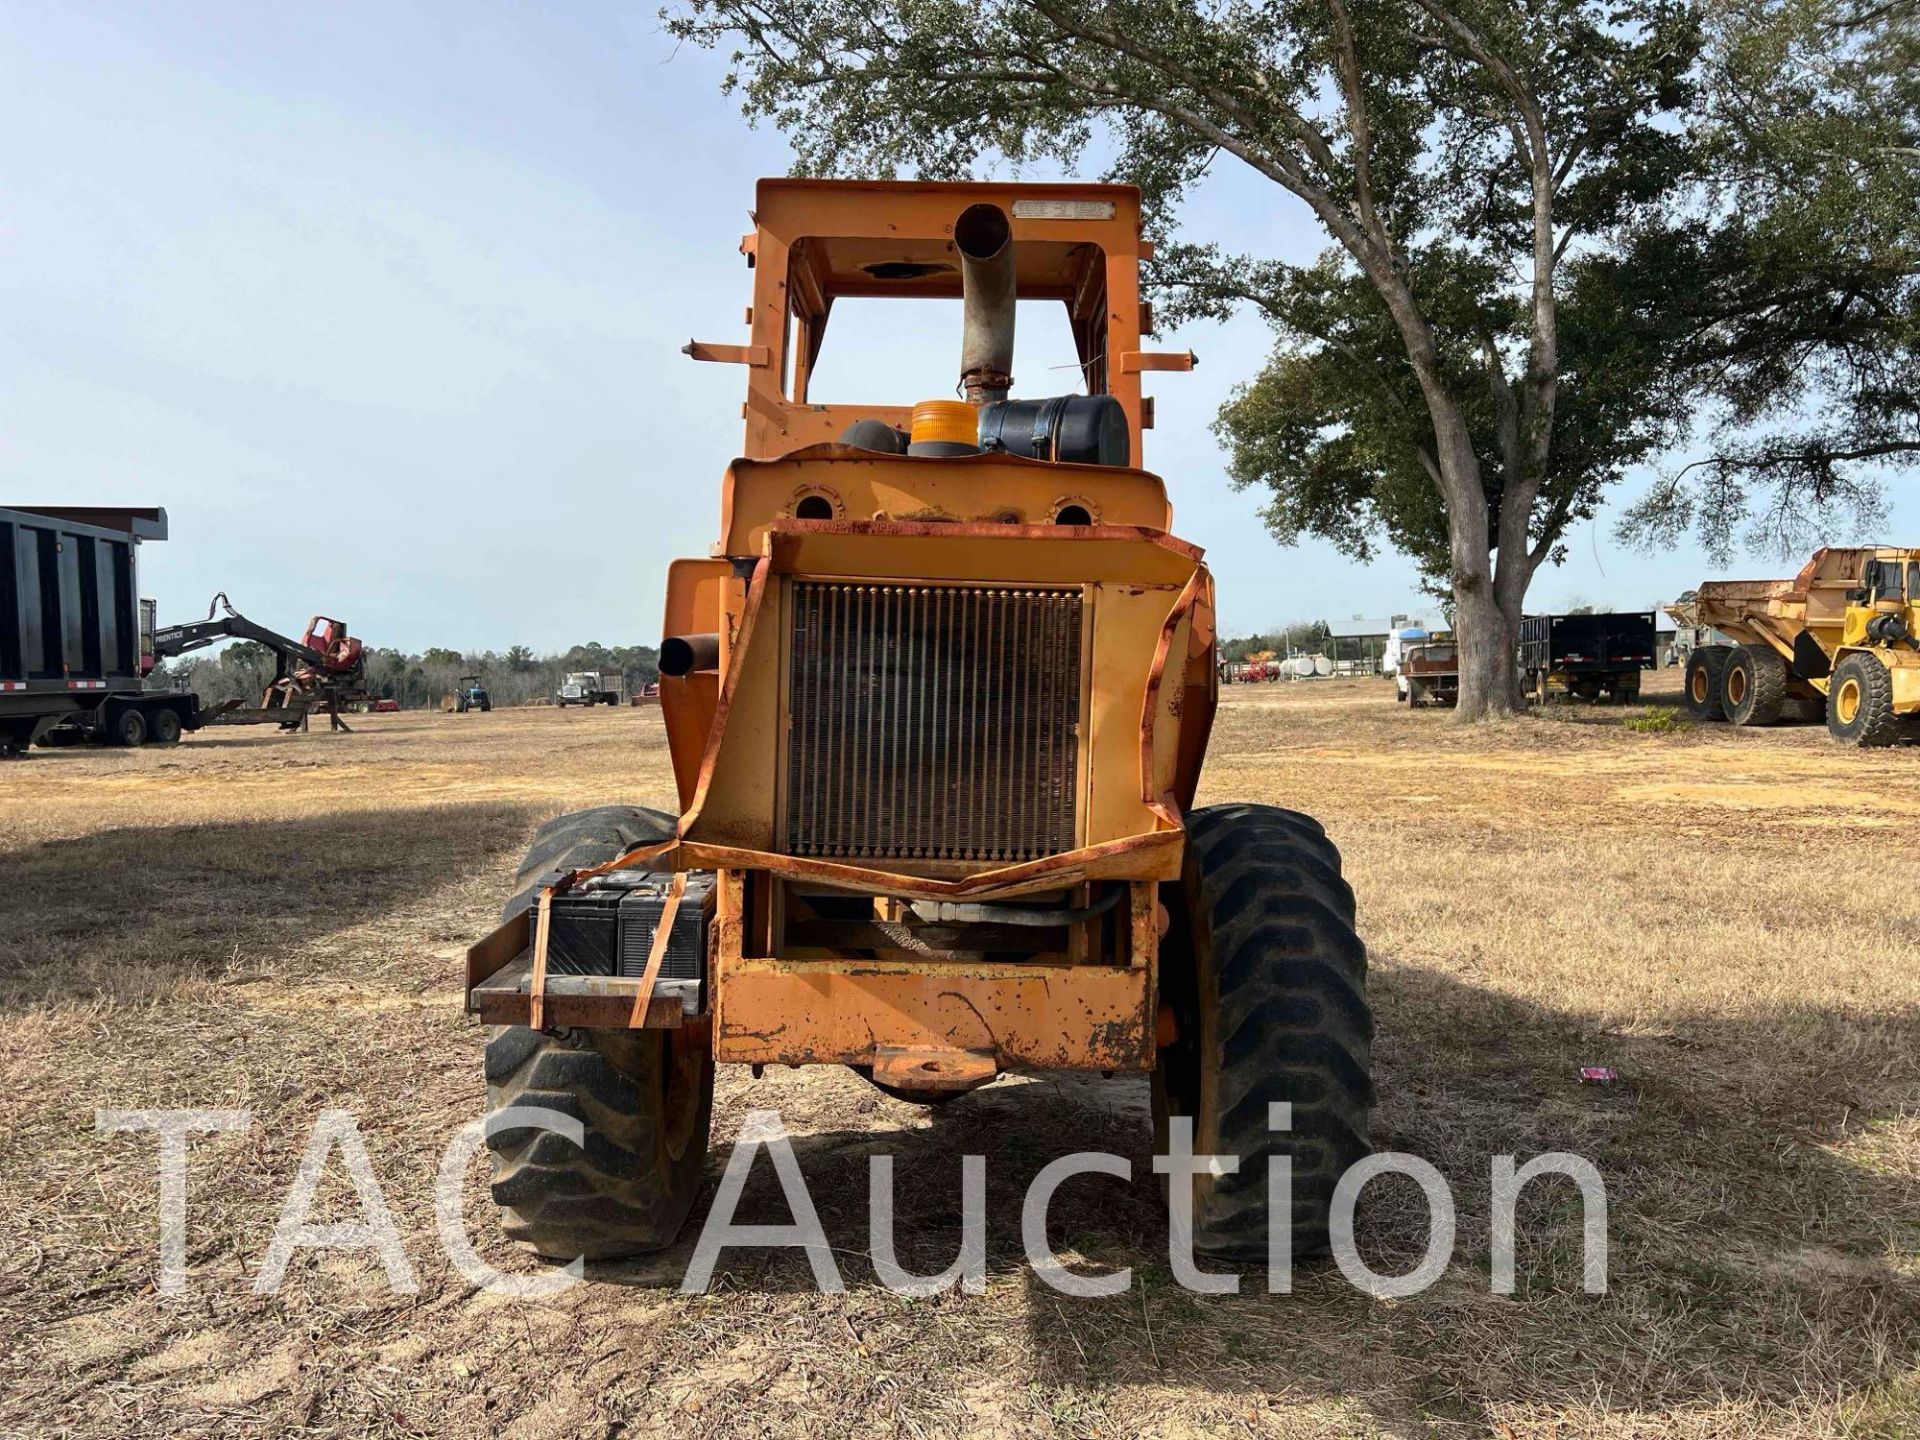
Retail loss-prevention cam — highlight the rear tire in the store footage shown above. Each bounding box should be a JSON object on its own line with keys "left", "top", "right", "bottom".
{"left": 1826, "top": 653, "right": 1903, "bottom": 748}
{"left": 1724, "top": 645, "right": 1787, "bottom": 726}
{"left": 1154, "top": 804, "right": 1373, "bottom": 1260}
{"left": 147, "top": 707, "right": 183, "bottom": 745}
{"left": 1684, "top": 645, "right": 1733, "bottom": 721}
{"left": 484, "top": 805, "right": 711, "bottom": 1260}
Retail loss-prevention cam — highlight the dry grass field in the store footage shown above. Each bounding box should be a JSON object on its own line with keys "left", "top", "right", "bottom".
{"left": 2, "top": 681, "right": 1917, "bottom": 1439}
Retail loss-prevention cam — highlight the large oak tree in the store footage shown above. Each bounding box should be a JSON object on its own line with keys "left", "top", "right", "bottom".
{"left": 668, "top": 0, "right": 1899, "bottom": 717}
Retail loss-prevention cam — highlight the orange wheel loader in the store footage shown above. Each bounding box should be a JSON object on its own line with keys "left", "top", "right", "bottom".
{"left": 464, "top": 180, "right": 1373, "bottom": 1262}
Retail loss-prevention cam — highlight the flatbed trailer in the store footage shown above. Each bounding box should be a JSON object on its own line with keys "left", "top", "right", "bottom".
{"left": 1520, "top": 611, "right": 1655, "bottom": 704}
{"left": 1668, "top": 546, "right": 1920, "bottom": 745}
{"left": 0, "top": 505, "right": 219, "bottom": 754}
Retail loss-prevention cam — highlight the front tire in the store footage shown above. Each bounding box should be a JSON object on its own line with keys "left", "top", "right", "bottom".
{"left": 1827, "top": 653, "right": 1903, "bottom": 748}
{"left": 483, "top": 805, "right": 712, "bottom": 1259}
{"left": 1154, "top": 804, "right": 1373, "bottom": 1260}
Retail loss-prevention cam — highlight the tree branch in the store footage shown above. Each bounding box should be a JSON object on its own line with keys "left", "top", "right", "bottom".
{"left": 1324, "top": 0, "right": 1390, "bottom": 250}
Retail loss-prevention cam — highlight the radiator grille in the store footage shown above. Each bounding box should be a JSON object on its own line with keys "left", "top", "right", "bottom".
{"left": 786, "top": 582, "right": 1083, "bottom": 861}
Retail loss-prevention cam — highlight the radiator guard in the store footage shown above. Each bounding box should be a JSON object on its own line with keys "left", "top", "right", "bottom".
{"left": 784, "top": 581, "right": 1084, "bottom": 862}
{"left": 652, "top": 521, "right": 1213, "bottom": 899}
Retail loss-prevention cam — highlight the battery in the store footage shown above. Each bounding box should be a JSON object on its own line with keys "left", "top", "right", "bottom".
{"left": 618, "top": 873, "right": 713, "bottom": 1015}
{"left": 540, "top": 871, "right": 715, "bottom": 1015}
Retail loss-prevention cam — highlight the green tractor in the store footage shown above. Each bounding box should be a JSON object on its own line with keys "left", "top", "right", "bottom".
{"left": 449, "top": 674, "right": 492, "bottom": 714}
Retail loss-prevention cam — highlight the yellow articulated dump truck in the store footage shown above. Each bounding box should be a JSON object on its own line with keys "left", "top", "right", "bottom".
{"left": 464, "top": 179, "right": 1372, "bottom": 1263}
{"left": 1669, "top": 547, "right": 1920, "bottom": 746}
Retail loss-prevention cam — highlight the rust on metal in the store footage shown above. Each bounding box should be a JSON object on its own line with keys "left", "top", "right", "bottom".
{"left": 464, "top": 909, "right": 530, "bottom": 1014}
{"left": 765, "top": 514, "right": 1204, "bottom": 560}
{"left": 712, "top": 955, "right": 1155, "bottom": 1071}
{"left": 717, "top": 447, "right": 1175, "bottom": 555}
{"left": 871, "top": 1045, "right": 999, "bottom": 1095}
{"left": 682, "top": 340, "right": 771, "bottom": 367}
{"left": 718, "top": 179, "right": 1164, "bottom": 459}
{"left": 526, "top": 887, "right": 556, "bottom": 1031}
{"left": 1116, "top": 349, "right": 1198, "bottom": 374}
{"left": 1128, "top": 881, "right": 1159, "bottom": 972}
{"left": 471, "top": 956, "right": 690, "bottom": 1031}
{"left": 1138, "top": 567, "right": 1205, "bottom": 827}
{"left": 625, "top": 873, "right": 689, "bottom": 1027}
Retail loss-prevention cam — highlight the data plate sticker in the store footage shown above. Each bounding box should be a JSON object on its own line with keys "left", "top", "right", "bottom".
{"left": 1011, "top": 199, "right": 1116, "bottom": 221}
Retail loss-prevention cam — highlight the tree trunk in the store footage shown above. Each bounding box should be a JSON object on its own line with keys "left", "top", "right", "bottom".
{"left": 1451, "top": 559, "right": 1520, "bottom": 721}
{"left": 1492, "top": 542, "right": 1537, "bottom": 712}
{"left": 1426, "top": 398, "right": 1523, "bottom": 722}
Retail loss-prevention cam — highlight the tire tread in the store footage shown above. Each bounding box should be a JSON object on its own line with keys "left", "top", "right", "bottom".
{"left": 1156, "top": 804, "right": 1373, "bottom": 1260}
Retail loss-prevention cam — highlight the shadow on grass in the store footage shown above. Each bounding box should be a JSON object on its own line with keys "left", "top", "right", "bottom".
{"left": 588, "top": 957, "right": 1920, "bottom": 1434}
{"left": 0, "top": 802, "right": 539, "bottom": 1007}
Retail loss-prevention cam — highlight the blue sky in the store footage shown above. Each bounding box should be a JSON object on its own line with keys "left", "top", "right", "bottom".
{"left": 2, "top": 3, "right": 1906, "bottom": 651}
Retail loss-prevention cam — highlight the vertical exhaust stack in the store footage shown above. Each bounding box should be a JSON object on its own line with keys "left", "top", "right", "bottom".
{"left": 956, "top": 203, "right": 1015, "bottom": 405}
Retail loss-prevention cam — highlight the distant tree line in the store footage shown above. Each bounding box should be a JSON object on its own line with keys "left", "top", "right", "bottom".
{"left": 149, "top": 641, "right": 661, "bottom": 710}
{"left": 1219, "top": 621, "right": 1332, "bottom": 664}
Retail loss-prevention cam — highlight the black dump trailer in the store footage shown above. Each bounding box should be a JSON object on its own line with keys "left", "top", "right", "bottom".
{"left": 0, "top": 506, "right": 206, "bottom": 754}
{"left": 1520, "top": 611, "right": 1657, "bottom": 704}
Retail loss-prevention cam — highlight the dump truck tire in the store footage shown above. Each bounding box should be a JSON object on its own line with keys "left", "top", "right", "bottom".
{"left": 1154, "top": 804, "right": 1372, "bottom": 1260}
{"left": 1684, "top": 645, "right": 1733, "bottom": 720}
{"left": 1725, "top": 645, "right": 1788, "bottom": 726}
{"left": 1826, "top": 653, "right": 1903, "bottom": 748}
{"left": 147, "top": 706, "right": 183, "bottom": 745}
{"left": 108, "top": 705, "right": 147, "bottom": 747}
{"left": 484, "top": 805, "right": 712, "bottom": 1260}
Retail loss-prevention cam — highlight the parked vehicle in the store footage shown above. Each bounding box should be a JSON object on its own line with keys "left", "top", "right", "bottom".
{"left": 0, "top": 506, "right": 208, "bottom": 754}
{"left": 1383, "top": 624, "right": 1426, "bottom": 691}
{"left": 1520, "top": 611, "right": 1656, "bottom": 704}
{"left": 1398, "top": 638, "right": 1459, "bottom": 707}
{"left": 557, "top": 669, "right": 626, "bottom": 706}
{"left": 447, "top": 675, "right": 491, "bottom": 713}
{"left": 1669, "top": 547, "right": 1920, "bottom": 745}
{"left": 1388, "top": 626, "right": 1457, "bottom": 705}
